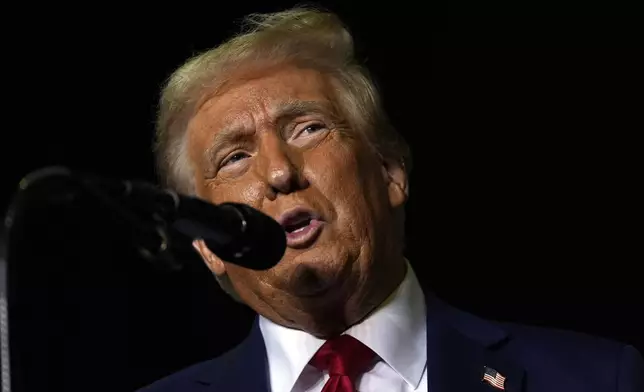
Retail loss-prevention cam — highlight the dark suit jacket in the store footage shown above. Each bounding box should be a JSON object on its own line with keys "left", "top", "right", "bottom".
{"left": 139, "top": 294, "right": 643, "bottom": 392}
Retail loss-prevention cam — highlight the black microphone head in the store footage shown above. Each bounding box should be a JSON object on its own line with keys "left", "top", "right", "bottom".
{"left": 198, "top": 203, "right": 286, "bottom": 271}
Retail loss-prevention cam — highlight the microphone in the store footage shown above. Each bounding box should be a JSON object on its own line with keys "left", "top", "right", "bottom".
{"left": 0, "top": 167, "right": 286, "bottom": 392}
{"left": 9, "top": 166, "right": 287, "bottom": 271}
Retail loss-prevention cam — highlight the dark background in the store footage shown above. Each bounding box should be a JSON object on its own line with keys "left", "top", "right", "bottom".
{"left": 2, "top": 1, "right": 642, "bottom": 391}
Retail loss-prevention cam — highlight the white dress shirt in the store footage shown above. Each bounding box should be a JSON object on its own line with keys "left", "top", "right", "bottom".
{"left": 259, "top": 263, "right": 428, "bottom": 392}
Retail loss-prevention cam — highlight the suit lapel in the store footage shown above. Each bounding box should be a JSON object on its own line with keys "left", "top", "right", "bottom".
{"left": 425, "top": 295, "right": 525, "bottom": 392}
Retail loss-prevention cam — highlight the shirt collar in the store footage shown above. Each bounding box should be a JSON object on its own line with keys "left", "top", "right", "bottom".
{"left": 259, "top": 312, "right": 326, "bottom": 392}
{"left": 259, "top": 261, "right": 427, "bottom": 392}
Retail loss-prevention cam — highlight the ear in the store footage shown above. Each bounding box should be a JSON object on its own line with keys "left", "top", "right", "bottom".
{"left": 381, "top": 156, "right": 409, "bottom": 209}
{"left": 192, "top": 239, "right": 227, "bottom": 277}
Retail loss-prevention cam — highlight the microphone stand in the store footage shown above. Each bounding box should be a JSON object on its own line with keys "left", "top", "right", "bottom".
{"left": 0, "top": 228, "right": 10, "bottom": 392}
{"left": 0, "top": 166, "right": 182, "bottom": 392}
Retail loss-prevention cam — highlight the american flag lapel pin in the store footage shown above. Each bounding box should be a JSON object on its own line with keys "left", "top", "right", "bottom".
{"left": 482, "top": 366, "right": 506, "bottom": 390}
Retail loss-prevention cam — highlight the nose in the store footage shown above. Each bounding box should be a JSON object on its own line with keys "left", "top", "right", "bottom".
{"left": 256, "top": 134, "right": 308, "bottom": 199}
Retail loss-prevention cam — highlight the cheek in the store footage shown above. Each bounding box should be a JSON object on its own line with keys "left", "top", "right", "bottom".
{"left": 337, "top": 146, "right": 383, "bottom": 205}
{"left": 308, "top": 144, "right": 381, "bottom": 230}
{"left": 308, "top": 146, "right": 361, "bottom": 200}
{"left": 226, "top": 265, "right": 263, "bottom": 293}
{"left": 200, "top": 175, "right": 265, "bottom": 208}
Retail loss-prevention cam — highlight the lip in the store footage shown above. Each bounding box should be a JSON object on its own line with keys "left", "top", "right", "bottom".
{"left": 278, "top": 207, "right": 325, "bottom": 249}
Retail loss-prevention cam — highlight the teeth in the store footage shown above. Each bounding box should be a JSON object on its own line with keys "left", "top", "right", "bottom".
{"left": 287, "top": 218, "right": 311, "bottom": 233}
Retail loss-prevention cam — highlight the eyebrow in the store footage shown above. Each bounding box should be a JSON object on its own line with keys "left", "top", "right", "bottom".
{"left": 274, "top": 100, "right": 333, "bottom": 121}
{"left": 203, "top": 100, "right": 333, "bottom": 162}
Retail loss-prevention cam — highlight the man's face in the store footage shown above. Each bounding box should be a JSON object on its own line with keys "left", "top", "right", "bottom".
{"left": 186, "top": 65, "right": 407, "bottom": 335}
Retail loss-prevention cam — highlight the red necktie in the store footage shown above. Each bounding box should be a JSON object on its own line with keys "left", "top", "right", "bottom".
{"left": 309, "top": 334, "right": 376, "bottom": 392}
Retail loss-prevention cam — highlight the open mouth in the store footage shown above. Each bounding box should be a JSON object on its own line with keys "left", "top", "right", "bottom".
{"left": 279, "top": 208, "right": 324, "bottom": 248}
{"left": 283, "top": 212, "right": 313, "bottom": 233}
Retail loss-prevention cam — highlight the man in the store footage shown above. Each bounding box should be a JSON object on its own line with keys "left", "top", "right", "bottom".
{"left": 141, "top": 7, "right": 643, "bottom": 392}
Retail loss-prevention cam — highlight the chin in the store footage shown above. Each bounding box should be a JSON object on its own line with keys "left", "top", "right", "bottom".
{"left": 285, "top": 252, "right": 354, "bottom": 301}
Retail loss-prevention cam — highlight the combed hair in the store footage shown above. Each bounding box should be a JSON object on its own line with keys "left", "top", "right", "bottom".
{"left": 154, "top": 6, "right": 411, "bottom": 194}
{"left": 153, "top": 7, "right": 412, "bottom": 301}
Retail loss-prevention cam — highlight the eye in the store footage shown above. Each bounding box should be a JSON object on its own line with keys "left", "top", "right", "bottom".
{"left": 289, "top": 121, "right": 330, "bottom": 148}
{"left": 291, "top": 122, "right": 328, "bottom": 140}
{"left": 300, "top": 123, "right": 327, "bottom": 135}
{"left": 221, "top": 151, "right": 249, "bottom": 167}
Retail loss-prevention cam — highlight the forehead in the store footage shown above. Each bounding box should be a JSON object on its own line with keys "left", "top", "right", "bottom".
{"left": 189, "top": 66, "right": 334, "bottom": 132}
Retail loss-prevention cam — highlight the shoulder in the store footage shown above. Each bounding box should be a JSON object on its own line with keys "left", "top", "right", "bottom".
{"left": 500, "top": 319, "right": 635, "bottom": 358}
{"left": 136, "top": 349, "right": 239, "bottom": 392}
{"left": 432, "top": 297, "right": 643, "bottom": 391}
{"left": 136, "top": 322, "right": 267, "bottom": 392}
{"left": 498, "top": 321, "right": 644, "bottom": 391}
{"left": 136, "top": 358, "right": 217, "bottom": 392}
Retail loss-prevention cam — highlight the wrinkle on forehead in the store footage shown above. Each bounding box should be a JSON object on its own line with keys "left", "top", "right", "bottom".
{"left": 187, "top": 66, "right": 337, "bottom": 155}
{"left": 195, "top": 64, "right": 332, "bottom": 118}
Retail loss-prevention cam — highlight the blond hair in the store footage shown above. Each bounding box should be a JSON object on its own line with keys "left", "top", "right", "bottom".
{"left": 154, "top": 6, "right": 411, "bottom": 195}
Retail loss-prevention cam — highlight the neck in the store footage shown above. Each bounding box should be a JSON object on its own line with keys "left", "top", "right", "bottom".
{"left": 300, "top": 257, "right": 408, "bottom": 338}
{"left": 348, "top": 259, "right": 408, "bottom": 327}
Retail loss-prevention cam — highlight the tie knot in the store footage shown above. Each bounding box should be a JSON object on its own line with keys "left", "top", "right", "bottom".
{"left": 310, "top": 335, "right": 376, "bottom": 378}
